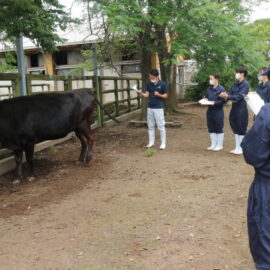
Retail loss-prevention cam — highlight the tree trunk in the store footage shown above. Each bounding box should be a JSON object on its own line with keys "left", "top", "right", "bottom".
{"left": 154, "top": 21, "right": 180, "bottom": 113}
{"left": 139, "top": 46, "right": 152, "bottom": 120}
{"left": 160, "top": 59, "right": 179, "bottom": 113}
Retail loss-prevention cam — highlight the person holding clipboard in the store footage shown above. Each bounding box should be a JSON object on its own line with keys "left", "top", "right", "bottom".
{"left": 199, "top": 73, "right": 226, "bottom": 151}
{"left": 135, "top": 69, "right": 168, "bottom": 150}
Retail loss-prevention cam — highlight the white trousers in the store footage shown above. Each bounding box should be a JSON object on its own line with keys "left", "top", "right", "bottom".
{"left": 147, "top": 108, "right": 166, "bottom": 131}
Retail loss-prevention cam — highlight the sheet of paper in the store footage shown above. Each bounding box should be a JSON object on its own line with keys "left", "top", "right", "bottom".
{"left": 245, "top": 92, "right": 265, "bottom": 115}
{"left": 198, "top": 98, "right": 215, "bottom": 106}
{"left": 132, "top": 85, "right": 142, "bottom": 94}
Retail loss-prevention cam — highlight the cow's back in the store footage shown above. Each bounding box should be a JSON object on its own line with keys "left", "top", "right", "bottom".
{"left": 0, "top": 89, "right": 94, "bottom": 147}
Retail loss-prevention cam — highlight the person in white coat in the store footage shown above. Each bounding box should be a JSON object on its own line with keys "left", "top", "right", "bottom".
{"left": 140, "top": 69, "right": 168, "bottom": 150}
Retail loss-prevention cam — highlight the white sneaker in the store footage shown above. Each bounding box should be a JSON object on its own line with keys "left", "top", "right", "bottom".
{"left": 146, "top": 129, "right": 155, "bottom": 148}
{"left": 160, "top": 130, "right": 166, "bottom": 150}
{"left": 213, "top": 133, "right": 224, "bottom": 151}
{"left": 207, "top": 133, "right": 217, "bottom": 150}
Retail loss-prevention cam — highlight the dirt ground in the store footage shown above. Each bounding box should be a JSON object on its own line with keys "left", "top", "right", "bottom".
{"left": 0, "top": 103, "right": 256, "bottom": 270}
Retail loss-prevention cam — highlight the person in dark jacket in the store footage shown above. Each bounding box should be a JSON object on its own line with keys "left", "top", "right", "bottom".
{"left": 241, "top": 103, "right": 270, "bottom": 270}
{"left": 220, "top": 67, "right": 250, "bottom": 155}
{"left": 256, "top": 67, "right": 270, "bottom": 104}
{"left": 204, "top": 73, "right": 226, "bottom": 151}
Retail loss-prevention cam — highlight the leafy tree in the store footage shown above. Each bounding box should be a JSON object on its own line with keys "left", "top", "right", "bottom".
{"left": 78, "top": 0, "right": 268, "bottom": 110}
{"left": 0, "top": 47, "right": 16, "bottom": 73}
{"left": 150, "top": 0, "right": 267, "bottom": 102}
{"left": 79, "top": 0, "right": 155, "bottom": 119}
{"left": 0, "top": 0, "right": 77, "bottom": 52}
{"left": 243, "top": 18, "right": 270, "bottom": 61}
{"left": 182, "top": 1, "right": 267, "bottom": 100}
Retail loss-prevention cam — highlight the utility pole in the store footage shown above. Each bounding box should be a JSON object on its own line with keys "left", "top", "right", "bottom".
{"left": 16, "top": 32, "right": 27, "bottom": 96}
{"left": 93, "top": 43, "right": 102, "bottom": 126}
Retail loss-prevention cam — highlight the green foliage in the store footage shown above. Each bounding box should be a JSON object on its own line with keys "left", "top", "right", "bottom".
{"left": 144, "top": 148, "right": 156, "bottom": 157}
{"left": 0, "top": 51, "right": 16, "bottom": 72}
{"left": 243, "top": 18, "right": 270, "bottom": 61}
{"left": 78, "top": 0, "right": 151, "bottom": 73}
{"left": 81, "top": 0, "right": 268, "bottom": 103}
{"left": 71, "top": 50, "right": 95, "bottom": 74}
{"left": 180, "top": 0, "right": 267, "bottom": 100}
{"left": 49, "top": 145, "right": 57, "bottom": 153}
{"left": 0, "top": 0, "right": 79, "bottom": 52}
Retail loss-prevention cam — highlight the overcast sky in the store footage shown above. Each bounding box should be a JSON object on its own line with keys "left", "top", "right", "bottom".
{"left": 60, "top": 0, "right": 270, "bottom": 21}
{"left": 250, "top": 1, "right": 270, "bottom": 21}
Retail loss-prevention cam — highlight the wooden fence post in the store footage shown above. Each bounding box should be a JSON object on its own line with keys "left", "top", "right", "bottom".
{"left": 13, "top": 76, "right": 20, "bottom": 97}
{"left": 67, "top": 76, "right": 72, "bottom": 91}
{"left": 136, "top": 79, "right": 141, "bottom": 109}
{"left": 98, "top": 77, "right": 104, "bottom": 126}
{"left": 26, "top": 74, "right": 31, "bottom": 95}
{"left": 114, "top": 79, "right": 119, "bottom": 117}
{"left": 127, "top": 79, "right": 131, "bottom": 112}
{"left": 64, "top": 76, "right": 72, "bottom": 91}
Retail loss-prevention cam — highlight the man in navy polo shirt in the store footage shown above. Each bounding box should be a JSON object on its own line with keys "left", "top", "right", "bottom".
{"left": 141, "top": 69, "right": 168, "bottom": 150}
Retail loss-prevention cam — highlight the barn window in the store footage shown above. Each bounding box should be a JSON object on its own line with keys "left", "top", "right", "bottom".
{"left": 30, "top": 53, "right": 39, "bottom": 67}
{"left": 122, "top": 64, "right": 141, "bottom": 73}
{"left": 55, "top": 51, "right": 68, "bottom": 65}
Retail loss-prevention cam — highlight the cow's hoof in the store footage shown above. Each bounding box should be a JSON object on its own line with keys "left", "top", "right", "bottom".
{"left": 85, "top": 160, "right": 92, "bottom": 165}
{"left": 27, "top": 176, "right": 35, "bottom": 182}
{"left": 13, "top": 179, "right": 22, "bottom": 185}
{"left": 85, "top": 156, "right": 92, "bottom": 164}
{"left": 76, "top": 160, "right": 83, "bottom": 165}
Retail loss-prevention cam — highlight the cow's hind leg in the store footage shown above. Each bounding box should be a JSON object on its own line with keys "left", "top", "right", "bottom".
{"left": 86, "top": 126, "right": 94, "bottom": 163}
{"left": 79, "top": 121, "right": 94, "bottom": 163}
{"left": 25, "top": 143, "right": 35, "bottom": 181}
{"left": 13, "top": 149, "right": 23, "bottom": 184}
{"left": 78, "top": 121, "right": 94, "bottom": 163}
{"left": 75, "top": 129, "right": 88, "bottom": 162}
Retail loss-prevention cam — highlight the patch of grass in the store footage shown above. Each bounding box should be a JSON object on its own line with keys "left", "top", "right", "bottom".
{"left": 144, "top": 148, "right": 156, "bottom": 157}
{"left": 50, "top": 145, "right": 57, "bottom": 153}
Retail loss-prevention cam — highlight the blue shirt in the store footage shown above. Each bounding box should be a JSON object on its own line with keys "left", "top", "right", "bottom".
{"left": 256, "top": 81, "right": 270, "bottom": 103}
{"left": 146, "top": 80, "right": 168, "bottom": 109}
{"left": 205, "top": 84, "right": 226, "bottom": 108}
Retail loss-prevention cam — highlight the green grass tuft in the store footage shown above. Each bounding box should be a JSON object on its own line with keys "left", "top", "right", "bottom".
{"left": 144, "top": 148, "right": 156, "bottom": 157}
{"left": 50, "top": 145, "right": 57, "bottom": 153}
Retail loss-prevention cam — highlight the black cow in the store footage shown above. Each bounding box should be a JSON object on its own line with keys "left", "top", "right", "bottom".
{"left": 0, "top": 88, "right": 119, "bottom": 184}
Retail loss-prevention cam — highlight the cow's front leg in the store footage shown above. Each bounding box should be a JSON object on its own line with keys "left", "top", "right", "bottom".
{"left": 25, "top": 143, "right": 35, "bottom": 181}
{"left": 13, "top": 149, "right": 23, "bottom": 184}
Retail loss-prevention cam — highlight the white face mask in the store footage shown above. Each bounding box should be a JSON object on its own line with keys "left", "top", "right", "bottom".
{"left": 258, "top": 75, "right": 263, "bottom": 82}
{"left": 209, "top": 79, "right": 214, "bottom": 85}
{"left": 235, "top": 73, "right": 241, "bottom": 80}
{"left": 150, "top": 79, "right": 156, "bottom": 83}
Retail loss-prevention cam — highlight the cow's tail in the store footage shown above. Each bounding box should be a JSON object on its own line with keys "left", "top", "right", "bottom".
{"left": 91, "top": 95, "right": 120, "bottom": 124}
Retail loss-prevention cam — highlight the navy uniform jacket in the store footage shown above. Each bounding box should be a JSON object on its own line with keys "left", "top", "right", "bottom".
{"left": 256, "top": 81, "right": 270, "bottom": 103}
{"left": 146, "top": 80, "right": 168, "bottom": 109}
{"left": 205, "top": 84, "right": 226, "bottom": 133}
{"left": 227, "top": 79, "right": 250, "bottom": 135}
{"left": 241, "top": 104, "right": 270, "bottom": 269}
{"left": 205, "top": 85, "right": 226, "bottom": 107}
